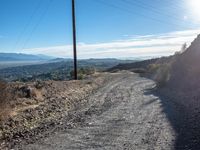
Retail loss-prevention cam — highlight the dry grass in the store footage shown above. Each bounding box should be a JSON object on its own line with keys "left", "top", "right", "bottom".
{"left": 0, "top": 80, "right": 10, "bottom": 120}
{"left": 0, "top": 73, "right": 110, "bottom": 148}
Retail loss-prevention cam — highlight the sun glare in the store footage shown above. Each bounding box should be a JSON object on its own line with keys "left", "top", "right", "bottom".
{"left": 187, "top": 0, "right": 200, "bottom": 19}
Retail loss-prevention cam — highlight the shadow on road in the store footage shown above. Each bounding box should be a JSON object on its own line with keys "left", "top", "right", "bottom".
{"left": 144, "top": 87, "right": 200, "bottom": 150}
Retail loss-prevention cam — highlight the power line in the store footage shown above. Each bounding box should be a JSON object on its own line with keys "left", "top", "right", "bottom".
{"left": 132, "top": 0, "right": 195, "bottom": 20}
{"left": 121, "top": 0, "right": 198, "bottom": 27}
{"left": 95, "top": 0, "right": 191, "bottom": 29}
{"left": 151, "top": 0, "right": 198, "bottom": 20}
{"left": 155, "top": 0, "right": 186, "bottom": 10}
{"left": 13, "top": 0, "right": 43, "bottom": 51}
{"left": 21, "top": 0, "right": 53, "bottom": 51}
{"left": 122, "top": 0, "right": 184, "bottom": 22}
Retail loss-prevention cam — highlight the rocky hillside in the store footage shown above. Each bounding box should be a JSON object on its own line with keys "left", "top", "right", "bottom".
{"left": 110, "top": 35, "right": 200, "bottom": 89}
{"left": 167, "top": 35, "right": 200, "bottom": 91}
{"left": 160, "top": 35, "right": 200, "bottom": 112}
{"left": 109, "top": 34, "right": 200, "bottom": 111}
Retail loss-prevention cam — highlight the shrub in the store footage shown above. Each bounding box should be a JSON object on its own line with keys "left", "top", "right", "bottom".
{"left": 34, "top": 80, "right": 45, "bottom": 89}
{"left": 0, "top": 79, "right": 6, "bottom": 89}
{"left": 70, "top": 67, "right": 96, "bottom": 80}
{"left": 154, "top": 64, "right": 171, "bottom": 87}
{"left": 0, "top": 79, "right": 9, "bottom": 120}
{"left": 0, "top": 79, "right": 7, "bottom": 104}
{"left": 147, "top": 64, "right": 161, "bottom": 74}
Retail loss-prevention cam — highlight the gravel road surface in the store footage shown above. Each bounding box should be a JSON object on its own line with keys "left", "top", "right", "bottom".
{"left": 22, "top": 72, "right": 176, "bottom": 150}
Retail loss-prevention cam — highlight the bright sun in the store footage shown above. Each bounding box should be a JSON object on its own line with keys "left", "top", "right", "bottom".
{"left": 187, "top": 0, "right": 200, "bottom": 18}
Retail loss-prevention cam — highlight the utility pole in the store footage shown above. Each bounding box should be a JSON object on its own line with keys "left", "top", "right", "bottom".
{"left": 72, "top": 0, "right": 78, "bottom": 80}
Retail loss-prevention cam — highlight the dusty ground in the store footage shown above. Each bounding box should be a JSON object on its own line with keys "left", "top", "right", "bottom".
{"left": 0, "top": 72, "right": 113, "bottom": 149}
{"left": 19, "top": 72, "right": 177, "bottom": 150}
{"left": 2, "top": 71, "right": 199, "bottom": 149}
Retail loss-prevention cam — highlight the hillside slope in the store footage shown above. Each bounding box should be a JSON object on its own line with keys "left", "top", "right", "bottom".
{"left": 167, "top": 35, "right": 200, "bottom": 91}
{"left": 110, "top": 35, "right": 200, "bottom": 93}
{"left": 109, "top": 34, "right": 200, "bottom": 111}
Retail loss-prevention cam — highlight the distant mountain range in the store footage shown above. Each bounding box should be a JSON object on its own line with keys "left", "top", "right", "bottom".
{"left": 0, "top": 53, "right": 54, "bottom": 61}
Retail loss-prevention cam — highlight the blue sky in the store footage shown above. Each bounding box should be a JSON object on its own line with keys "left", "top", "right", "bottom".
{"left": 1, "top": 0, "right": 200, "bottom": 58}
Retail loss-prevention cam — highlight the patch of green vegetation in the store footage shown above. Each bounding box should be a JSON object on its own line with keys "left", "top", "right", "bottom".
{"left": 0, "top": 59, "right": 135, "bottom": 82}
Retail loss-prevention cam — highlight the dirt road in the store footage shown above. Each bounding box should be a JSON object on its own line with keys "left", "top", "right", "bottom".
{"left": 21, "top": 72, "right": 176, "bottom": 150}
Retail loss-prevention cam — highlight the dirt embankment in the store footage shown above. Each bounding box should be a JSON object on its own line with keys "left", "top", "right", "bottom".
{"left": 0, "top": 73, "right": 113, "bottom": 149}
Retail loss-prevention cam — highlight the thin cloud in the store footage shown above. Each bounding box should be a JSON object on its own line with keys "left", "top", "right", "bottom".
{"left": 22, "top": 29, "right": 200, "bottom": 59}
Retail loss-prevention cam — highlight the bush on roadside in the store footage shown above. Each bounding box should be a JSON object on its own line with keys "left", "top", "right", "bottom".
{"left": 70, "top": 67, "right": 96, "bottom": 80}
{"left": 34, "top": 80, "right": 45, "bottom": 89}
{"left": 147, "top": 64, "right": 161, "bottom": 74}
{"left": 154, "top": 64, "right": 171, "bottom": 87}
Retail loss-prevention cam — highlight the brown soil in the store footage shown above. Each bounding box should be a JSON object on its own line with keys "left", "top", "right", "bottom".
{"left": 0, "top": 72, "right": 113, "bottom": 149}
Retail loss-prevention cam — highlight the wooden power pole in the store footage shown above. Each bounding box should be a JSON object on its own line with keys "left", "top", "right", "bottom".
{"left": 72, "top": 0, "right": 78, "bottom": 80}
